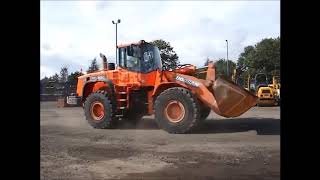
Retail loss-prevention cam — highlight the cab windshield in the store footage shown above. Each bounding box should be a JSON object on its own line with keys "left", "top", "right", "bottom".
{"left": 118, "top": 43, "right": 162, "bottom": 73}
{"left": 256, "top": 74, "right": 272, "bottom": 85}
{"left": 141, "top": 43, "right": 162, "bottom": 72}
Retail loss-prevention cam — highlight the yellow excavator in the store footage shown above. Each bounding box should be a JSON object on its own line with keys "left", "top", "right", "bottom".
{"left": 250, "top": 73, "right": 277, "bottom": 106}
{"left": 232, "top": 69, "right": 280, "bottom": 106}
{"left": 268, "top": 75, "right": 280, "bottom": 105}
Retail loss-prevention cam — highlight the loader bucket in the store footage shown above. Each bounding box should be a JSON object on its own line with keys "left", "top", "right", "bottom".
{"left": 162, "top": 71, "right": 257, "bottom": 118}
{"left": 210, "top": 77, "right": 258, "bottom": 117}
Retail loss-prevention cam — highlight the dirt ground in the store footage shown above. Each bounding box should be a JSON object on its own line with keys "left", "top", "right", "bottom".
{"left": 40, "top": 101, "right": 280, "bottom": 180}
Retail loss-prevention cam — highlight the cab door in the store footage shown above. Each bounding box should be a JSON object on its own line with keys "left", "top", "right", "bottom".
{"left": 118, "top": 47, "right": 140, "bottom": 85}
{"left": 118, "top": 47, "right": 129, "bottom": 85}
{"left": 137, "top": 45, "right": 161, "bottom": 86}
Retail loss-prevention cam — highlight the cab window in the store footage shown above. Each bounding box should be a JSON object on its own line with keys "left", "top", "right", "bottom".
{"left": 127, "top": 54, "right": 140, "bottom": 71}
{"left": 118, "top": 44, "right": 162, "bottom": 73}
{"left": 118, "top": 47, "right": 140, "bottom": 72}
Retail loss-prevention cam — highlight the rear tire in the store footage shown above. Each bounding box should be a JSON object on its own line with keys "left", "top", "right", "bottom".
{"left": 154, "top": 87, "right": 201, "bottom": 134}
{"left": 84, "top": 90, "right": 117, "bottom": 129}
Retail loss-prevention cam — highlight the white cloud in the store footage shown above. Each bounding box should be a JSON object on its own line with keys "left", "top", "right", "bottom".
{"left": 40, "top": 0, "right": 280, "bottom": 79}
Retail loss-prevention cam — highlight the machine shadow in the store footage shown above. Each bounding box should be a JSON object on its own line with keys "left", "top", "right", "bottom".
{"left": 192, "top": 117, "right": 280, "bottom": 135}
{"left": 116, "top": 117, "right": 280, "bottom": 135}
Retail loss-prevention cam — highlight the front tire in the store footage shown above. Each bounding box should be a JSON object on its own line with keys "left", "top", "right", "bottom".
{"left": 84, "top": 91, "right": 117, "bottom": 129}
{"left": 200, "top": 105, "right": 211, "bottom": 120}
{"left": 154, "top": 87, "right": 201, "bottom": 134}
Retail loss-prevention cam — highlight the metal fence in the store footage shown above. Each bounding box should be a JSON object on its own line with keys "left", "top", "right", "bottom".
{"left": 40, "top": 81, "right": 77, "bottom": 101}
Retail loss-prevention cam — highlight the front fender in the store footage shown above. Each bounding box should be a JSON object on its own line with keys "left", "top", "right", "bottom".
{"left": 81, "top": 79, "right": 115, "bottom": 104}
{"left": 152, "top": 82, "right": 184, "bottom": 98}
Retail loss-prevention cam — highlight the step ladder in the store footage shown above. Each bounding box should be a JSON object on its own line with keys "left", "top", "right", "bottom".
{"left": 115, "top": 86, "right": 128, "bottom": 118}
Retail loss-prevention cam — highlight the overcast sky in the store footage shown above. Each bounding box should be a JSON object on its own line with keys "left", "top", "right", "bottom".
{"left": 40, "top": 0, "right": 280, "bottom": 79}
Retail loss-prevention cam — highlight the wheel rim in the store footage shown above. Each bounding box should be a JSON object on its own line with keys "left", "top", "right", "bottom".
{"left": 164, "top": 100, "right": 186, "bottom": 123}
{"left": 90, "top": 101, "right": 105, "bottom": 121}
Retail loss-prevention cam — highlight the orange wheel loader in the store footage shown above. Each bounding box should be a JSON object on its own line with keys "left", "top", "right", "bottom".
{"left": 71, "top": 40, "right": 257, "bottom": 133}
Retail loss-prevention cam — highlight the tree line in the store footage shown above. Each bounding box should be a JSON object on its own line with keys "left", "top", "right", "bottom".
{"left": 203, "top": 37, "right": 280, "bottom": 80}
{"left": 40, "top": 39, "right": 179, "bottom": 92}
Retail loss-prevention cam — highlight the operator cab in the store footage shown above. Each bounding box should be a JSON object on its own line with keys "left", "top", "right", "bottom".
{"left": 117, "top": 40, "right": 162, "bottom": 73}
{"left": 250, "top": 73, "right": 272, "bottom": 92}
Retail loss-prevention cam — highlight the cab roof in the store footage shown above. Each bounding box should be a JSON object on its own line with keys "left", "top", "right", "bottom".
{"left": 116, "top": 40, "right": 146, "bottom": 48}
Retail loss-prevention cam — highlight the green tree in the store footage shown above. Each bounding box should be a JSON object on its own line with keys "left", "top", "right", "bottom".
{"left": 68, "top": 71, "right": 84, "bottom": 85}
{"left": 204, "top": 57, "right": 213, "bottom": 66}
{"left": 237, "top": 46, "right": 255, "bottom": 71}
{"left": 214, "top": 59, "right": 236, "bottom": 79}
{"left": 150, "top": 39, "right": 179, "bottom": 70}
{"left": 87, "top": 58, "right": 99, "bottom": 73}
{"left": 60, "top": 66, "right": 68, "bottom": 83}
{"left": 237, "top": 45, "right": 256, "bottom": 80}
{"left": 50, "top": 73, "right": 60, "bottom": 82}
{"left": 254, "top": 37, "right": 280, "bottom": 75}
{"left": 40, "top": 73, "right": 59, "bottom": 94}
{"left": 40, "top": 76, "right": 49, "bottom": 84}
{"left": 237, "top": 37, "right": 280, "bottom": 77}
{"left": 40, "top": 76, "right": 49, "bottom": 94}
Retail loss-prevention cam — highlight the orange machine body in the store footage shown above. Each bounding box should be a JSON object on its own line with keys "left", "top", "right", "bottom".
{"left": 76, "top": 40, "right": 257, "bottom": 118}
{"left": 77, "top": 65, "right": 193, "bottom": 115}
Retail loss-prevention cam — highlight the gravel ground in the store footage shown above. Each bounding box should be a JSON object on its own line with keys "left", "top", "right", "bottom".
{"left": 41, "top": 101, "right": 280, "bottom": 180}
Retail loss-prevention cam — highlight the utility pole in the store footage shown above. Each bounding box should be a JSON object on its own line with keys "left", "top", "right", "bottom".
{"left": 226, "top": 40, "right": 229, "bottom": 77}
{"left": 112, "top": 19, "right": 121, "bottom": 64}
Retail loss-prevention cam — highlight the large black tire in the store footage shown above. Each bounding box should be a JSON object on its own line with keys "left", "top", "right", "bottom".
{"left": 200, "top": 105, "right": 211, "bottom": 120}
{"left": 84, "top": 90, "right": 117, "bottom": 129}
{"left": 154, "top": 87, "right": 201, "bottom": 134}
